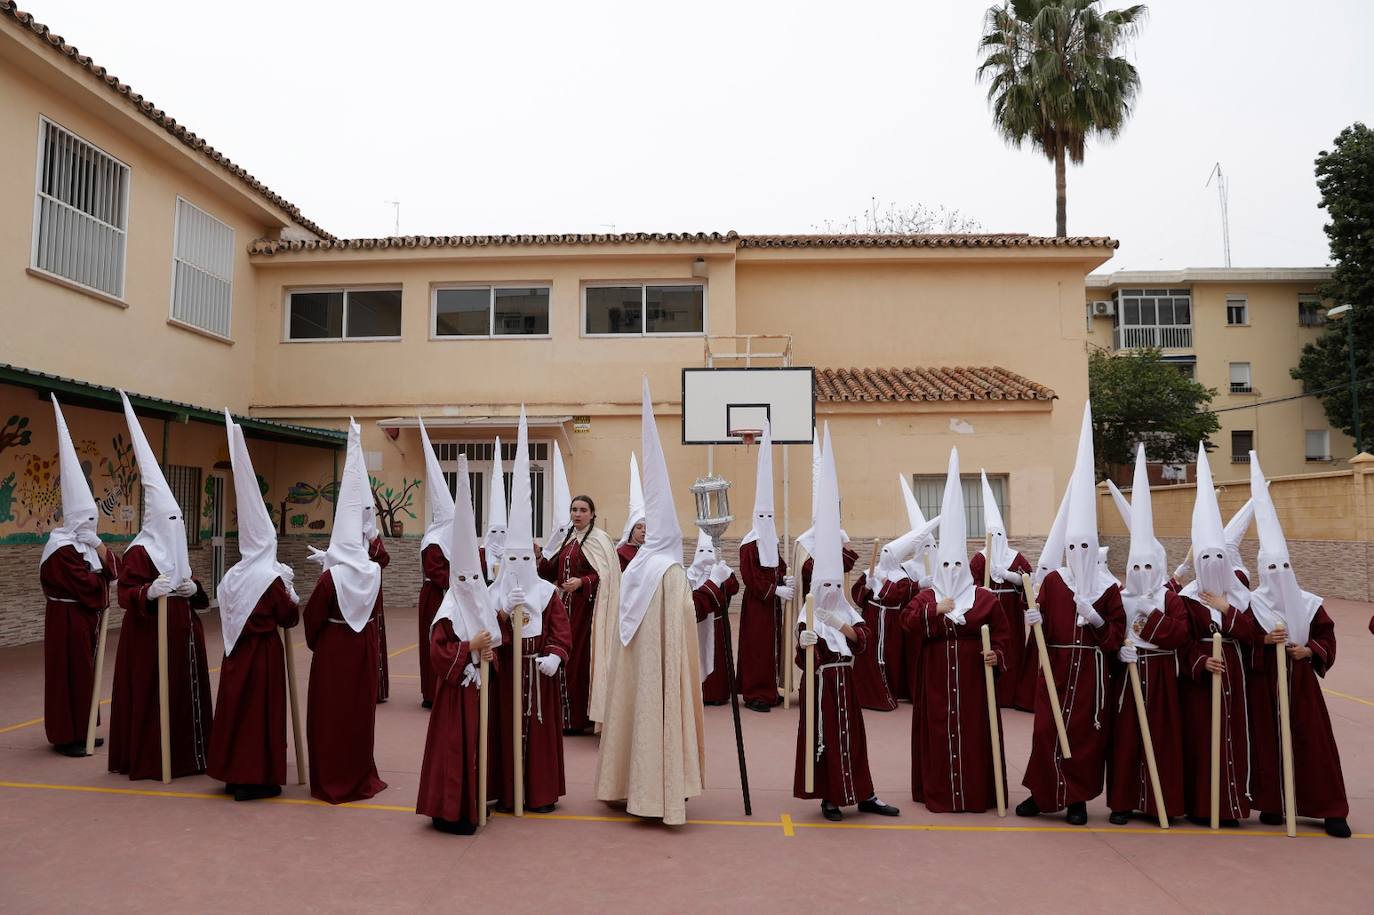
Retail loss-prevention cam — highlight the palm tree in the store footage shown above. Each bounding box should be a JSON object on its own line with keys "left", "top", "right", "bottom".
{"left": 977, "top": 0, "right": 1146, "bottom": 236}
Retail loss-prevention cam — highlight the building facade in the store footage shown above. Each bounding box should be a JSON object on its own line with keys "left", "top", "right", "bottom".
{"left": 1087, "top": 268, "right": 1352, "bottom": 479}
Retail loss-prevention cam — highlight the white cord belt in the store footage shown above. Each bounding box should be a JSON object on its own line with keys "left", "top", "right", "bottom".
{"left": 1049, "top": 642, "right": 1105, "bottom": 729}
{"left": 814, "top": 659, "right": 854, "bottom": 760}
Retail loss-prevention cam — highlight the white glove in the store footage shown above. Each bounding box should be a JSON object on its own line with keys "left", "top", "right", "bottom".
{"left": 461, "top": 663, "right": 481, "bottom": 688}
{"left": 174, "top": 579, "right": 197, "bottom": 598}
{"left": 798, "top": 629, "right": 819, "bottom": 648}
{"left": 146, "top": 575, "right": 172, "bottom": 599}
{"left": 1074, "top": 598, "right": 1105, "bottom": 628}
{"left": 775, "top": 585, "right": 796, "bottom": 603}
{"left": 505, "top": 587, "right": 527, "bottom": 614}
{"left": 1024, "top": 607, "right": 1043, "bottom": 626}
{"left": 814, "top": 604, "right": 842, "bottom": 631}
{"left": 995, "top": 567, "right": 1020, "bottom": 585}
{"left": 709, "top": 562, "right": 732, "bottom": 586}
{"left": 305, "top": 545, "right": 327, "bottom": 566}
{"left": 1173, "top": 559, "right": 1191, "bottom": 581}
{"left": 537, "top": 654, "right": 561, "bottom": 677}
{"left": 1119, "top": 643, "right": 1138, "bottom": 663}
{"left": 783, "top": 575, "right": 795, "bottom": 588}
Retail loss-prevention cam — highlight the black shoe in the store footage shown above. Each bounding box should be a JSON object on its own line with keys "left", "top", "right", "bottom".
{"left": 1219, "top": 819, "right": 1239, "bottom": 828}
{"left": 858, "top": 797, "right": 900, "bottom": 817}
{"left": 233, "top": 784, "right": 282, "bottom": 802}
{"left": 1015, "top": 797, "right": 1041, "bottom": 818}
{"left": 1109, "top": 811, "right": 1131, "bottom": 826}
{"left": 821, "top": 801, "right": 843, "bottom": 821}
{"left": 431, "top": 816, "right": 477, "bottom": 836}
{"left": 1065, "top": 802, "right": 1088, "bottom": 826}
{"left": 495, "top": 805, "right": 514, "bottom": 814}
{"left": 421, "top": 700, "right": 433, "bottom": 710}
{"left": 1185, "top": 814, "right": 1209, "bottom": 828}
{"left": 1259, "top": 811, "right": 1284, "bottom": 826}
{"left": 528, "top": 804, "right": 556, "bottom": 814}
{"left": 55, "top": 742, "right": 88, "bottom": 757}
{"left": 1325, "top": 817, "right": 1352, "bottom": 838}
{"left": 745, "top": 700, "right": 772, "bottom": 713}
{"left": 91, "top": 738, "right": 104, "bottom": 748}
{"left": 224, "top": 784, "right": 239, "bottom": 794}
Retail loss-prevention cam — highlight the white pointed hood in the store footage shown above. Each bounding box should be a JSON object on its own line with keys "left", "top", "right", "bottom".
{"left": 619, "top": 377, "right": 684, "bottom": 646}
{"left": 1059, "top": 401, "right": 1109, "bottom": 603}
{"left": 1247, "top": 451, "right": 1321, "bottom": 645}
{"left": 549, "top": 440, "right": 571, "bottom": 543}
{"left": 795, "top": 431, "right": 823, "bottom": 555}
{"left": 979, "top": 469, "right": 1013, "bottom": 574}
{"left": 484, "top": 436, "right": 508, "bottom": 566}
{"left": 1121, "top": 444, "right": 1167, "bottom": 647}
{"left": 740, "top": 419, "right": 779, "bottom": 567}
{"left": 1182, "top": 442, "right": 1250, "bottom": 618}
{"left": 898, "top": 474, "right": 938, "bottom": 582}
{"left": 931, "top": 447, "right": 976, "bottom": 619}
{"left": 218, "top": 413, "right": 297, "bottom": 654}
{"left": 43, "top": 395, "right": 102, "bottom": 569}
{"left": 616, "top": 452, "right": 645, "bottom": 547}
{"left": 434, "top": 455, "right": 503, "bottom": 659}
{"left": 313, "top": 419, "right": 382, "bottom": 632}
{"left": 687, "top": 527, "right": 717, "bottom": 591}
{"left": 881, "top": 516, "right": 941, "bottom": 587}
{"left": 1224, "top": 498, "right": 1257, "bottom": 581}
{"left": 1034, "top": 485, "right": 1070, "bottom": 589}
{"left": 491, "top": 407, "right": 555, "bottom": 636}
{"left": 120, "top": 391, "right": 192, "bottom": 585}
{"left": 417, "top": 416, "right": 455, "bottom": 559}
{"left": 798, "top": 423, "right": 863, "bottom": 654}
{"left": 1105, "top": 479, "right": 1133, "bottom": 530}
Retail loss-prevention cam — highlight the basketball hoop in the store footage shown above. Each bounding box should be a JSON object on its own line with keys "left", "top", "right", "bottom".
{"left": 731, "top": 429, "right": 762, "bottom": 448}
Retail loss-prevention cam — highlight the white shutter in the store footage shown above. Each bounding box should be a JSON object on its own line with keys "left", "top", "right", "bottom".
{"left": 171, "top": 198, "right": 234, "bottom": 337}
{"left": 32, "top": 119, "right": 129, "bottom": 298}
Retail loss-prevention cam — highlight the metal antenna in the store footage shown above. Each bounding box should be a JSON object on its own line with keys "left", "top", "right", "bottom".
{"left": 1205, "top": 163, "right": 1231, "bottom": 267}
{"left": 385, "top": 200, "right": 400, "bottom": 236}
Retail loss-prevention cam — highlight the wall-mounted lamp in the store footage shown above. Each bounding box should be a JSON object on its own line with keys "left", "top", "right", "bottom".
{"left": 691, "top": 257, "right": 709, "bottom": 278}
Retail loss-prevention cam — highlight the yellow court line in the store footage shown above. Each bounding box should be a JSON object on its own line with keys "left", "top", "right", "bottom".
{"left": 1323, "top": 687, "right": 1374, "bottom": 709}
{"left": 388, "top": 642, "right": 418, "bottom": 659}
{"left": 0, "top": 717, "right": 46, "bottom": 735}
{"left": 0, "top": 781, "right": 1368, "bottom": 840}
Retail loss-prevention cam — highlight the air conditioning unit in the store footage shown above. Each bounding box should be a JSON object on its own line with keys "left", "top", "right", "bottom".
{"left": 1092, "top": 300, "right": 1115, "bottom": 316}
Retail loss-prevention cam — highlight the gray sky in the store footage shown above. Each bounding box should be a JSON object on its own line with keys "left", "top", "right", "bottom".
{"left": 31, "top": 0, "right": 1373, "bottom": 269}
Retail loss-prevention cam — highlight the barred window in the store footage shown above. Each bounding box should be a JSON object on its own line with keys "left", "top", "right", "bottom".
{"left": 910, "top": 474, "right": 1008, "bottom": 539}
{"left": 171, "top": 198, "right": 234, "bottom": 337}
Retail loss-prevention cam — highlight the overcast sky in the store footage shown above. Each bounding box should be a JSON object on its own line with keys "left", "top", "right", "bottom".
{"left": 29, "top": 0, "right": 1373, "bottom": 270}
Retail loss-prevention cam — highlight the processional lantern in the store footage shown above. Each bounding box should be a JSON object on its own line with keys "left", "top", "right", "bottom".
{"left": 690, "top": 474, "right": 732, "bottom": 546}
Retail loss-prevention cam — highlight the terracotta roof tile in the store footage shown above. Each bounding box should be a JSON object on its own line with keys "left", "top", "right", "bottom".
{"left": 816, "top": 367, "right": 1056, "bottom": 403}
{"left": 1, "top": 1, "right": 333, "bottom": 241}
{"left": 248, "top": 231, "right": 740, "bottom": 255}
{"left": 740, "top": 233, "right": 1117, "bottom": 249}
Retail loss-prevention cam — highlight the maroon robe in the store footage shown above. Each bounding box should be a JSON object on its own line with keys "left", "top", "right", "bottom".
{"left": 303, "top": 570, "right": 387, "bottom": 804}
{"left": 538, "top": 535, "right": 601, "bottom": 732}
{"left": 1105, "top": 591, "right": 1190, "bottom": 818}
{"left": 1177, "top": 592, "right": 1263, "bottom": 821}
{"left": 737, "top": 540, "right": 788, "bottom": 706}
{"left": 694, "top": 573, "right": 740, "bottom": 705}
{"left": 417, "top": 544, "right": 449, "bottom": 705}
{"left": 793, "top": 620, "right": 875, "bottom": 807}
{"left": 368, "top": 538, "right": 390, "bottom": 702}
{"left": 616, "top": 543, "right": 638, "bottom": 571}
{"left": 1021, "top": 571, "right": 1125, "bottom": 812}
{"left": 850, "top": 572, "right": 917, "bottom": 711}
{"left": 1244, "top": 606, "right": 1349, "bottom": 819}
{"left": 969, "top": 551, "right": 1034, "bottom": 708}
{"left": 901, "top": 587, "right": 1010, "bottom": 812}
{"left": 207, "top": 578, "right": 299, "bottom": 787}
{"left": 415, "top": 618, "right": 484, "bottom": 825}
{"left": 41, "top": 544, "right": 117, "bottom": 747}
{"left": 108, "top": 545, "right": 213, "bottom": 780}
{"left": 494, "top": 592, "right": 570, "bottom": 810}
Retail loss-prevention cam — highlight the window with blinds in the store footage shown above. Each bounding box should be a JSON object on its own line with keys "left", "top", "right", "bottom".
{"left": 171, "top": 198, "right": 234, "bottom": 337}
{"left": 31, "top": 118, "right": 130, "bottom": 298}
{"left": 910, "top": 474, "right": 1008, "bottom": 539}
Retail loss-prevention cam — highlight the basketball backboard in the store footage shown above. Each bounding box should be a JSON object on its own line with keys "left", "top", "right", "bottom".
{"left": 681, "top": 367, "right": 815, "bottom": 445}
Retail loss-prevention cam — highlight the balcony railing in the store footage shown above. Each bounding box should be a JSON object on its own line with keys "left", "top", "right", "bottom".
{"left": 1114, "top": 324, "right": 1194, "bottom": 350}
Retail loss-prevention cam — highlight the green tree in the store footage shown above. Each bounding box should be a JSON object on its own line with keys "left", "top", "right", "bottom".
{"left": 977, "top": 0, "right": 1146, "bottom": 237}
{"left": 1089, "top": 348, "right": 1220, "bottom": 481}
{"left": 1291, "top": 123, "right": 1374, "bottom": 451}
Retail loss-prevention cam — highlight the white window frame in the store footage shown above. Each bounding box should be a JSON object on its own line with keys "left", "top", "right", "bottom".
{"left": 1228, "top": 362, "right": 1252, "bottom": 394}
{"left": 911, "top": 473, "right": 1008, "bottom": 539}
{"left": 1305, "top": 429, "right": 1331, "bottom": 462}
{"left": 1225, "top": 295, "right": 1249, "bottom": 326}
{"left": 30, "top": 115, "right": 132, "bottom": 302}
{"left": 168, "top": 196, "right": 234, "bottom": 342}
{"left": 581, "top": 281, "right": 708, "bottom": 338}
{"left": 434, "top": 438, "right": 552, "bottom": 539}
{"left": 429, "top": 283, "right": 553, "bottom": 340}
{"left": 282, "top": 285, "right": 404, "bottom": 342}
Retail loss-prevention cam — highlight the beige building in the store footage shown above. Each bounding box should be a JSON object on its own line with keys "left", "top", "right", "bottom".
{"left": 1086, "top": 268, "right": 1352, "bottom": 479}
{"left": 0, "top": 4, "right": 1123, "bottom": 645}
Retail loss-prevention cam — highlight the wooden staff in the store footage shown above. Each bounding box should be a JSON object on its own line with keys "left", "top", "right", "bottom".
{"left": 157, "top": 594, "right": 171, "bottom": 784}
{"left": 980, "top": 624, "right": 1006, "bottom": 817}
{"left": 1210, "top": 632, "right": 1222, "bottom": 829}
{"left": 478, "top": 652, "right": 490, "bottom": 828}
{"left": 1022, "top": 573, "right": 1070, "bottom": 759}
{"left": 1126, "top": 648, "right": 1169, "bottom": 829}
{"left": 84, "top": 606, "right": 112, "bottom": 756}
{"left": 1275, "top": 624, "right": 1297, "bottom": 837}
{"left": 804, "top": 593, "right": 816, "bottom": 794}
{"left": 281, "top": 626, "right": 305, "bottom": 785}
{"left": 511, "top": 605, "right": 525, "bottom": 817}
{"left": 782, "top": 542, "right": 803, "bottom": 709}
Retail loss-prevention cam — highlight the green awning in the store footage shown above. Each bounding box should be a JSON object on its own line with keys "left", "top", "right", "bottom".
{"left": 0, "top": 363, "right": 345, "bottom": 449}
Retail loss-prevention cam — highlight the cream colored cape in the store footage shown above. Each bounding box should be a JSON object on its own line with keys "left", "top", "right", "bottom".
{"left": 582, "top": 525, "right": 622, "bottom": 723}
{"left": 592, "top": 564, "right": 706, "bottom": 825}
